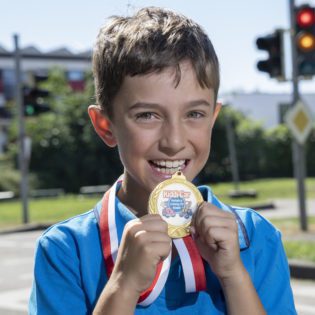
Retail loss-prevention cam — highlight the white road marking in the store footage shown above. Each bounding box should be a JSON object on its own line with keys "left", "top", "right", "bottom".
{"left": 0, "top": 287, "right": 29, "bottom": 311}
{"left": 1, "top": 258, "right": 33, "bottom": 266}
{"left": 295, "top": 304, "right": 315, "bottom": 315}
{"left": 0, "top": 240, "right": 36, "bottom": 249}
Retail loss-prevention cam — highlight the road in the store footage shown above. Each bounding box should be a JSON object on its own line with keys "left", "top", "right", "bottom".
{"left": 0, "top": 228, "right": 314, "bottom": 314}
{"left": 249, "top": 198, "right": 315, "bottom": 219}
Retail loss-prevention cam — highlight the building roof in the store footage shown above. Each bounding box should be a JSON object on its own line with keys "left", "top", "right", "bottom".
{"left": 0, "top": 44, "right": 91, "bottom": 61}
{"left": 46, "top": 47, "right": 73, "bottom": 56}
{"left": 0, "top": 45, "right": 9, "bottom": 54}
{"left": 21, "top": 45, "right": 42, "bottom": 55}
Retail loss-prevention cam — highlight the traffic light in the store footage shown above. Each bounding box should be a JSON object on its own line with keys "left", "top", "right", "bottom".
{"left": 256, "top": 30, "right": 285, "bottom": 80}
{"left": 294, "top": 5, "right": 315, "bottom": 77}
{"left": 23, "top": 74, "right": 51, "bottom": 116}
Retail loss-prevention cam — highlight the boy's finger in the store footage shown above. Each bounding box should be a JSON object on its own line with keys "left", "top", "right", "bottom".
{"left": 197, "top": 216, "right": 238, "bottom": 236}
{"left": 193, "top": 202, "right": 235, "bottom": 229}
{"left": 128, "top": 217, "right": 168, "bottom": 234}
{"left": 134, "top": 230, "right": 171, "bottom": 244}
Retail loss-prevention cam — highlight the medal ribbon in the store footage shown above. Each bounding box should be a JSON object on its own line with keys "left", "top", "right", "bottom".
{"left": 100, "top": 178, "right": 172, "bottom": 306}
{"left": 99, "top": 177, "right": 206, "bottom": 306}
{"left": 173, "top": 237, "right": 206, "bottom": 292}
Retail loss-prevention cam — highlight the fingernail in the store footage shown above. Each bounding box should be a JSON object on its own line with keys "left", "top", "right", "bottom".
{"left": 189, "top": 226, "right": 196, "bottom": 239}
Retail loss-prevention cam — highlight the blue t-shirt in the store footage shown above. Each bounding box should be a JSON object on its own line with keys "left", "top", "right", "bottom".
{"left": 29, "top": 186, "right": 297, "bottom": 314}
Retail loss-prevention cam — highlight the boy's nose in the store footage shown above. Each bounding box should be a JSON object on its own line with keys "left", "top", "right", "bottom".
{"left": 159, "top": 120, "right": 186, "bottom": 155}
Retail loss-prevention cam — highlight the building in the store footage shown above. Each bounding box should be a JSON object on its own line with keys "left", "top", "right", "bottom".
{"left": 221, "top": 92, "right": 315, "bottom": 129}
{"left": 0, "top": 44, "right": 314, "bottom": 153}
{"left": 0, "top": 44, "right": 92, "bottom": 100}
{"left": 0, "top": 44, "right": 92, "bottom": 154}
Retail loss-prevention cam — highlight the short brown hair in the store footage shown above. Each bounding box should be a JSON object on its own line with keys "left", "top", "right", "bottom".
{"left": 93, "top": 7, "right": 220, "bottom": 117}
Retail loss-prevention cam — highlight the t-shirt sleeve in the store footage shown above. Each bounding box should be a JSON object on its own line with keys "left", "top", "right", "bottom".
{"left": 253, "top": 220, "right": 297, "bottom": 315}
{"left": 29, "top": 234, "right": 89, "bottom": 315}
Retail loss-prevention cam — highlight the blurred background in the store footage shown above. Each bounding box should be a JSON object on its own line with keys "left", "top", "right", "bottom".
{"left": 0, "top": 0, "right": 314, "bottom": 223}
{"left": 0, "top": 0, "right": 315, "bottom": 314}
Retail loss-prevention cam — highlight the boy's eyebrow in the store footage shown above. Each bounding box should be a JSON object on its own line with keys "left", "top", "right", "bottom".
{"left": 129, "top": 102, "right": 161, "bottom": 110}
{"left": 129, "top": 100, "right": 212, "bottom": 110}
{"left": 185, "top": 100, "right": 212, "bottom": 107}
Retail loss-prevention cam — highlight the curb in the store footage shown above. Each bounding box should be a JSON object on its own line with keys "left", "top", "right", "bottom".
{"left": 0, "top": 223, "right": 52, "bottom": 235}
{"left": 289, "top": 259, "right": 315, "bottom": 280}
{"left": 248, "top": 203, "right": 275, "bottom": 211}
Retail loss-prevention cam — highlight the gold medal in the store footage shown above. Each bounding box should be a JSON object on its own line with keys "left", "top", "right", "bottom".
{"left": 149, "top": 171, "right": 203, "bottom": 238}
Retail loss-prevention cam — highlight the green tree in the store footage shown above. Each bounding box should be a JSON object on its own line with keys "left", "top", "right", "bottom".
{"left": 6, "top": 71, "right": 314, "bottom": 192}
{"left": 263, "top": 125, "right": 293, "bottom": 177}
{"left": 22, "top": 68, "right": 122, "bottom": 192}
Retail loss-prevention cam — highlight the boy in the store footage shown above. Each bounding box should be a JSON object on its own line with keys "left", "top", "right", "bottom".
{"left": 29, "top": 7, "right": 296, "bottom": 315}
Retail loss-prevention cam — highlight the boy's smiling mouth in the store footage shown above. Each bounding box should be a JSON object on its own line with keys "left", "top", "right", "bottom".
{"left": 149, "top": 159, "right": 187, "bottom": 175}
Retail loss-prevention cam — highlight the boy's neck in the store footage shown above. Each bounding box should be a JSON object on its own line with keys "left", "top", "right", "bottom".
{"left": 117, "top": 179, "right": 150, "bottom": 218}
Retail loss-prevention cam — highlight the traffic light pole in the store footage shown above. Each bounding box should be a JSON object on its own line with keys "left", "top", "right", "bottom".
{"left": 225, "top": 108, "right": 240, "bottom": 192}
{"left": 14, "top": 34, "right": 29, "bottom": 224}
{"left": 289, "top": 0, "right": 308, "bottom": 231}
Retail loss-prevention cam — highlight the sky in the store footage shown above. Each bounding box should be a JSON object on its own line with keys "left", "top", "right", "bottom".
{"left": 1, "top": 0, "right": 315, "bottom": 96}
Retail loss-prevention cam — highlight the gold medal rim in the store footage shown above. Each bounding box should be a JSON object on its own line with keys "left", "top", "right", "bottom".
{"left": 149, "top": 174, "right": 203, "bottom": 238}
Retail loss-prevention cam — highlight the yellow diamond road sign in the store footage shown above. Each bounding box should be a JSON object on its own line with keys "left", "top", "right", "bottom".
{"left": 285, "top": 100, "right": 313, "bottom": 144}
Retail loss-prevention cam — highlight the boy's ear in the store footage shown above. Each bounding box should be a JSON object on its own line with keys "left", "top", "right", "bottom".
{"left": 88, "top": 105, "right": 117, "bottom": 147}
{"left": 211, "top": 102, "right": 222, "bottom": 127}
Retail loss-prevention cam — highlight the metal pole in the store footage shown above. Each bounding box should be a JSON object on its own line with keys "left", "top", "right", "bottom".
{"left": 225, "top": 109, "right": 240, "bottom": 191}
{"left": 289, "top": 0, "right": 308, "bottom": 231}
{"left": 14, "top": 34, "right": 29, "bottom": 224}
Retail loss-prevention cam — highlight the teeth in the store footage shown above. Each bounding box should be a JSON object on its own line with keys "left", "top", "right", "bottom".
{"left": 152, "top": 160, "right": 185, "bottom": 168}
{"left": 159, "top": 167, "right": 180, "bottom": 174}
{"left": 166, "top": 161, "right": 172, "bottom": 168}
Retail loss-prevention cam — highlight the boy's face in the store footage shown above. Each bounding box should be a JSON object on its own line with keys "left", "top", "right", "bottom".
{"left": 90, "top": 61, "right": 221, "bottom": 197}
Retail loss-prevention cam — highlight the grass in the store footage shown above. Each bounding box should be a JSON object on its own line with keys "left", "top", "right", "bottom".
{"left": 0, "top": 195, "right": 100, "bottom": 228}
{"left": 1, "top": 177, "right": 314, "bottom": 227}
{"left": 268, "top": 217, "right": 315, "bottom": 263}
{"left": 269, "top": 217, "right": 315, "bottom": 235}
{"left": 210, "top": 177, "right": 315, "bottom": 207}
{"left": 1, "top": 177, "right": 315, "bottom": 262}
{"left": 283, "top": 241, "right": 315, "bottom": 263}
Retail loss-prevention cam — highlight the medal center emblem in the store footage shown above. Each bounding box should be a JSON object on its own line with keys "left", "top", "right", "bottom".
{"left": 149, "top": 172, "right": 203, "bottom": 238}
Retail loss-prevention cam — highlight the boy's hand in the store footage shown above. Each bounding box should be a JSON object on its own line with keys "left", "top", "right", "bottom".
{"left": 110, "top": 214, "right": 171, "bottom": 297}
{"left": 191, "top": 202, "right": 245, "bottom": 282}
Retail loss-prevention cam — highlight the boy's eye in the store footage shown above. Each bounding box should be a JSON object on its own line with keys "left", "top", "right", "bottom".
{"left": 187, "top": 111, "right": 205, "bottom": 119}
{"left": 135, "top": 112, "right": 156, "bottom": 120}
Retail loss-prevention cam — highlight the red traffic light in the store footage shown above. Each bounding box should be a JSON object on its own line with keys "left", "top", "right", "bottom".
{"left": 296, "top": 7, "right": 315, "bottom": 28}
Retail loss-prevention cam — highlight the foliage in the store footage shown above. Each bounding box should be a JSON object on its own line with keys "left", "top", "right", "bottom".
{"left": 0, "top": 150, "right": 38, "bottom": 195}
{"left": 6, "top": 68, "right": 122, "bottom": 192}
{"left": 235, "top": 117, "right": 266, "bottom": 179}
{"left": 263, "top": 125, "right": 293, "bottom": 177}
{"left": 203, "top": 106, "right": 267, "bottom": 182}
{"left": 3, "top": 69, "right": 315, "bottom": 192}
{"left": 205, "top": 105, "right": 315, "bottom": 183}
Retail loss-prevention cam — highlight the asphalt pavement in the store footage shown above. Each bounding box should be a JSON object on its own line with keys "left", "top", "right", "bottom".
{"left": 0, "top": 198, "right": 314, "bottom": 314}
{"left": 0, "top": 229, "right": 314, "bottom": 315}
{"left": 255, "top": 198, "right": 315, "bottom": 219}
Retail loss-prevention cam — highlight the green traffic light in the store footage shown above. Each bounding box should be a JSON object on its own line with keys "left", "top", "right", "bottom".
{"left": 25, "top": 104, "right": 35, "bottom": 116}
